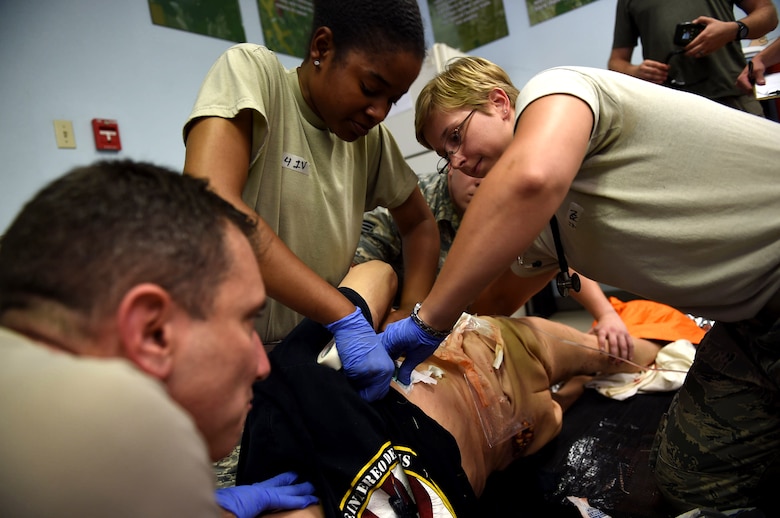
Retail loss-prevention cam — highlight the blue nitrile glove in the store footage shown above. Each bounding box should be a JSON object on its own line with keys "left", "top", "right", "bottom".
{"left": 325, "top": 307, "right": 395, "bottom": 402}
{"left": 215, "top": 472, "right": 318, "bottom": 518}
{"left": 380, "top": 316, "right": 444, "bottom": 386}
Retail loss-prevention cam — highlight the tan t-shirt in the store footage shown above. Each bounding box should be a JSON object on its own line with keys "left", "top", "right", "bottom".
{"left": 0, "top": 327, "right": 220, "bottom": 517}
{"left": 185, "top": 44, "right": 419, "bottom": 341}
{"left": 513, "top": 66, "right": 780, "bottom": 321}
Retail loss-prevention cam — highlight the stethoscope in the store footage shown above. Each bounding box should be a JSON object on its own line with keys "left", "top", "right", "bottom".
{"left": 510, "top": 116, "right": 581, "bottom": 298}
{"left": 550, "top": 215, "right": 581, "bottom": 297}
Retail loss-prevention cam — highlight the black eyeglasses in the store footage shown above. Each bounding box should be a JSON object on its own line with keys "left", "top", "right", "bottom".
{"left": 437, "top": 109, "right": 476, "bottom": 175}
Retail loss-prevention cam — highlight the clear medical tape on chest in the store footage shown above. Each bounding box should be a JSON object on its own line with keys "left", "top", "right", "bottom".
{"left": 431, "top": 313, "right": 534, "bottom": 450}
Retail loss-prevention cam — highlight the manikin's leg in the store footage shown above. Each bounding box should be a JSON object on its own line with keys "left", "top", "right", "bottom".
{"left": 550, "top": 374, "right": 592, "bottom": 412}
{"left": 512, "top": 316, "right": 662, "bottom": 386}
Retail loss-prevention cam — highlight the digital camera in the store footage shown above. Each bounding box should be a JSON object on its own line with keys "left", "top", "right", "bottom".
{"left": 674, "top": 22, "right": 705, "bottom": 46}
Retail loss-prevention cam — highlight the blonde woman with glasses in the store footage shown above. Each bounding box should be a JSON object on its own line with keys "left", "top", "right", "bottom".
{"left": 381, "top": 56, "right": 780, "bottom": 514}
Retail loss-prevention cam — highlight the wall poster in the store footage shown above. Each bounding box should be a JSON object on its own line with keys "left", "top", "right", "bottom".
{"left": 427, "top": 0, "right": 509, "bottom": 52}
{"left": 148, "top": 0, "right": 246, "bottom": 42}
{"left": 526, "top": 0, "right": 601, "bottom": 26}
{"left": 257, "top": 0, "right": 314, "bottom": 59}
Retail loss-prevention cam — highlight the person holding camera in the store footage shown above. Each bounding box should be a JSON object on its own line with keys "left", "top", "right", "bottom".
{"left": 607, "top": 0, "right": 777, "bottom": 116}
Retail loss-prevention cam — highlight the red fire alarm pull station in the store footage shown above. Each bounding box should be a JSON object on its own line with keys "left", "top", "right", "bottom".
{"left": 92, "top": 118, "right": 122, "bottom": 151}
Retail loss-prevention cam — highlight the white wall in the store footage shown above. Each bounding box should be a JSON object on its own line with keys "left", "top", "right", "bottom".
{"left": 0, "top": 0, "right": 293, "bottom": 234}
{"left": 1, "top": 1, "right": 777, "bottom": 233}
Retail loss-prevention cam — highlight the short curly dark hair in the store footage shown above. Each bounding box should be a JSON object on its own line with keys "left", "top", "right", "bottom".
{"left": 310, "top": 0, "right": 426, "bottom": 62}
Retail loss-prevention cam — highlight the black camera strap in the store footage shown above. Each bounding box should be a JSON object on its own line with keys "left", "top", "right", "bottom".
{"left": 550, "top": 216, "right": 581, "bottom": 297}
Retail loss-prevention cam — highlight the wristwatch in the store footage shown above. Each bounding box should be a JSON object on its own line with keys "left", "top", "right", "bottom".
{"left": 735, "top": 20, "right": 749, "bottom": 41}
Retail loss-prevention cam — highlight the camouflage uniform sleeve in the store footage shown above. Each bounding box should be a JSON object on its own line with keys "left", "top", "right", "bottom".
{"left": 353, "top": 207, "right": 402, "bottom": 266}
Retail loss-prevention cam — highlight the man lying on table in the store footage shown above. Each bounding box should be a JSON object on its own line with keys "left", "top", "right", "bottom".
{"left": 236, "top": 260, "right": 662, "bottom": 517}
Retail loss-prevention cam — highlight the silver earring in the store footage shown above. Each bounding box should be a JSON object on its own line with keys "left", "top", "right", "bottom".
{"left": 313, "top": 59, "right": 321, "bottom": 67}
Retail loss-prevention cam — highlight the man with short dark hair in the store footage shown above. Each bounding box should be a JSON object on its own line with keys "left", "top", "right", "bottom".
{"left": 0, "top": 160, "right": 317, "bottom": 517}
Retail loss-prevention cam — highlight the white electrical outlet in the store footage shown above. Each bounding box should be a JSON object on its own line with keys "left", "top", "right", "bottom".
{"left": 53, "top": 120, "right": 76, "bottom": 149}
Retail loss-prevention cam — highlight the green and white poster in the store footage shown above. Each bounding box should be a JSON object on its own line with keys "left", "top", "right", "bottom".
{"left": 148, "top": 0, "right": 246, "bottom": 42}
{"left": 257, "top": 0, "right": 314, "bottom": 59}
{"left": 427, "top": 0, "right": 509, "bottom": 52}
{"left": 526, "top": 0, "right": 600, "bottom": 26}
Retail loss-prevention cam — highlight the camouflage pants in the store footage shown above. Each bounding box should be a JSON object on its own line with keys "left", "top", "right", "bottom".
{"left": 650, "top": 318, "right": 780, "bottom": 512}
{"left": 213, "top": 444, "right": 241, "bottom": 488}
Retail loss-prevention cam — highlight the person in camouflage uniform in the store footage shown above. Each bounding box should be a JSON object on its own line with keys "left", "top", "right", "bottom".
{"left": 213, "top": 447, "right": 242, "bottom": 488}
{"left": 355, "top": 170, "right": 460, "bottom": 285}
{"left": 649, "top": 317, "right": 780, "bottom": 511}
{"left": 355, "top": 169, "right": 636, "bottom": 359}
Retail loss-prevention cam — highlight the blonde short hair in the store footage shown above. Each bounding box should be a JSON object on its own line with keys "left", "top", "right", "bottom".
{"left": 414, "top": 56, "right": 519, "bottom": 150}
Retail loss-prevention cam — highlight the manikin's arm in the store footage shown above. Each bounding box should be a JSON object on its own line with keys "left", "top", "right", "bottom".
{"left": 570, "top": 274, "right": 633, "bottom": 361}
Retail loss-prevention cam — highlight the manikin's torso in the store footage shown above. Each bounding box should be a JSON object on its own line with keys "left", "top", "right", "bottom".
{"left": 392, "top": 354, "right": 505, "bottom": 496}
